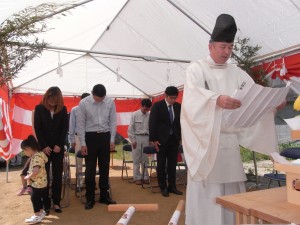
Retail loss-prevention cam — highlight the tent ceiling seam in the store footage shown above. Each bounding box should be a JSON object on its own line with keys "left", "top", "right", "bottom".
{"left": 90, "top": 53, "right": 174, "bottom": 94}
{"left": 45, "top": 44, "right": 191, "bottom": 63}
{"left": 166, "top": 0, "right": 242, "bottom": 62}
{"left": 11, "top": 54, "right": 86, "bottom": 91}
{"left": 88, "top": 54, "right": 151, "bottom": 97}
{"left": 89, "top": 0, "right": 131, "bottom": 50}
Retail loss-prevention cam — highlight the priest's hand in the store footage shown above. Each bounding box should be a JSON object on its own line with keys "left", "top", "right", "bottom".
{"left": 217, "top": 95, "right": 241, "bottom": 109}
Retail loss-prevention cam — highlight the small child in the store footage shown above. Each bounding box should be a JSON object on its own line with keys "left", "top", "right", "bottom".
{"left": 21, "top": 135, "right": 51, "bottom": 224}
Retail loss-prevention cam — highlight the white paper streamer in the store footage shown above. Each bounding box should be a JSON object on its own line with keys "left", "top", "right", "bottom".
{"left": 116, "top": 206, "right": 136, "bottom": 225}
{"left": 168, "top": 210, "right": 181, "bottom": 225}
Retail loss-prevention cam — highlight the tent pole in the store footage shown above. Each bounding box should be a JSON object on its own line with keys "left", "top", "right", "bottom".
{"left": 254, "top": 44, "right": 300, "bottom": 63}
{"left": 35, "top": 0, "right": 95, "bottom": 22}
{"left": 90, "top": 0, "right": 131, "bottom": 50}
{"left": 11, "top": 55, "right": 83, "bottom": 90}
{"left": 248, "top": 151, "right": 262, "bottom": 191}
{"left": 8, "top": 41, "right": 191, "bottom": 64}
{"left": 166, "top": 0, "right": 211, "bottom": 36}
{"left": 167, "top": 0, "right": 300, "bottom": 64}
{"left": 6, "top": 160, "right": 9, "bottom": 183}
{"left": 45, "top": 45, "right": 191, "bottom": 64}
{"left": 166, "top": 0, "right": 241, "bottom": 61}
{"left": 90, "top": 54, "right": 151, "bottom": 97}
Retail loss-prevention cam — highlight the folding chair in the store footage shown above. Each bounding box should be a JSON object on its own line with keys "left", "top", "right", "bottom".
{"left": 264, "top": 134, "right": 300, "bottom": 189}
{"left": 110, "top": 149, "right": 117, "bottom": 167}
{"left": 66, "top": 147, "right": 76, "bottom": 189}
{"left": 176, "top": 145, "right": 187, "bottom": 186}
{"left": 121, "top": 144, "right": 134, "bottom": 182}
{"left": 60, "top": 150, "right": 71, "bottom": 207}
{"left": 75, "top": 150, "right": 86, "bottom": 203}
{"left": 75, "top": 150, "right": 113, "bottom": 203}
{"left": 264, "top": 146, "right": 300, "bottom": 188}
{"left": 263, "top": 171, "right": 286, "bottom": 188}
{"left": 141, "top": 146, "right": 159, "bottom": 192}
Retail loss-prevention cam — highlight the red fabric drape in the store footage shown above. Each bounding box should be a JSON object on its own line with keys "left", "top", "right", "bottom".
{"left": 257, "top": 53, "right": 300, "bottom": 81}
{"left": 0, "top": 84, "right": 12, "bottom": 160}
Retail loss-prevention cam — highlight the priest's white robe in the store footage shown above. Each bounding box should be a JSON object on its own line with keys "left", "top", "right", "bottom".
{"left": 181, "top": 56, "right": 278, "bottom": 225}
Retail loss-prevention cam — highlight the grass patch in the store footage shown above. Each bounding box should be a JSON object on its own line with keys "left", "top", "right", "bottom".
{"left": 114, "top": 142, "right": 300, "bottom": 163}
{"left": 240, "top": 146, "right": 269, "bottom": 163}
{"left": 278, "top": 141, "right": 300, "bottom": 150}
{"left": 240, "top": 141, "right": 300, "bottom": 163}
{"left": 113, "top": 144, "right": 124, "bottom": 160}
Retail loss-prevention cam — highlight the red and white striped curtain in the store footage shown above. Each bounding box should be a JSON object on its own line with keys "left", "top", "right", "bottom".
{"left": 0, "top": 84, "right": 12, "bottom": 160}
{"left": 10, "top": 94, "right": 141, "bottom": 157}
{"left": 0, "top": 90, "right": 182, "bottom": 161}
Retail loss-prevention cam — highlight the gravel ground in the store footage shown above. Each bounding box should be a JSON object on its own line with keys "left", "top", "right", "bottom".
{"left": 243, "top": 160, "right": 286, "bottom": 190}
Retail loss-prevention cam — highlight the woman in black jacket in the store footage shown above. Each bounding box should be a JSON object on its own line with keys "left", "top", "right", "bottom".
{"left": 34, "top": 86, "right": 68, "bottom": 213}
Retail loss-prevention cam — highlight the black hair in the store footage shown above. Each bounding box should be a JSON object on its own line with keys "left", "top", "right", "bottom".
{"left": 165, "top": 86, "right": 179, "bottom": 96}
{"left": 92, "top": 84, "right": 106, "bottom": 97}
{"left": 141, "top": 98, "right": 152, "bottom": 108}
{"left": 21, "top": 135, "right": 41, "bottom": 152}
{"left": 81, "top": 93, "right": 90, "bottom": 99}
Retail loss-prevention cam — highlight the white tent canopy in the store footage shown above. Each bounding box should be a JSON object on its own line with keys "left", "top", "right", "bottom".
{"left": 2, "top": 0, "right": 300, "bottom": 97}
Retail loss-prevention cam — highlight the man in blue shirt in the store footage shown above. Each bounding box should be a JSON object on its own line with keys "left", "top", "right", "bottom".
{"left": 68, "top": 92, "right": 89, "bottom": 191}
{"left": 76, "top": 84, "right": 117, "bottom": 209}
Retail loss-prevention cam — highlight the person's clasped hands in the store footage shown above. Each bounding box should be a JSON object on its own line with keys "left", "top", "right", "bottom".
{"left": 43, "top": 146, "right": 52, "bottom": 156}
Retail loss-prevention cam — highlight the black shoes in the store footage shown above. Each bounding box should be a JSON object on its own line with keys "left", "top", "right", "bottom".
{"left": 45, "top": 209, "right": 50, "bottom": 216}
{"left": 54, "top": 204, "right": 62, "bottom": 213}
{"left": 99, "top": 197, "right": 116, "bottom": 205}
{"left": 168, "top": 188, "right": 183, "bottom": 195}
{"left": 85, "top": 196, "right": 116, "bottom": 209}
{"left": 161, "top": 187, "right": 183, "bottom": 196}
{"left": 85, "top": 200, "right": 95, "bottom": 210}
{"left": 161, "top": 188, "right": 169, "bottom": 197}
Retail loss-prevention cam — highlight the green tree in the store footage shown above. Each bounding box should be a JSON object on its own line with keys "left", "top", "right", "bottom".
{"left": 0, "top": 3, "right": 74, "bottom": 85}
{"left": 232, "top": 37, "right": 267, "bottom": 86}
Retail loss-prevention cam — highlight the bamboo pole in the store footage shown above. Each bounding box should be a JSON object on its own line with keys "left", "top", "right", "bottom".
{"left": 115, "top": 206, "right": 135, "bottom": 225}
{"left": 168, "top": 200, "right": 185, "bottom": 225}
{"left": 108, "top": 204, "right": 159, "bottom": 212}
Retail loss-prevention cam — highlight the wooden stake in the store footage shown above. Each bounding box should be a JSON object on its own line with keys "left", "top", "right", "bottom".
{"left": 108, "top": 203, "right": 159, "bottom": 212}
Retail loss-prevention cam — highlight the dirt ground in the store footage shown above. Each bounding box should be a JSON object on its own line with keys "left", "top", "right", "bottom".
{"left": 0, "top": 157, "right": 186, "bottom": 225}
{"left": 0, "top": 155, "right": 282, "bottom": 225}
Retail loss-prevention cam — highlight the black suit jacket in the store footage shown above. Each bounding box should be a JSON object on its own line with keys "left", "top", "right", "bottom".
{"left": 34, "top": 104, "right": 69, "bottom": 150}
{"left": 149, "top": 99, "right": 181, "bottom": 145}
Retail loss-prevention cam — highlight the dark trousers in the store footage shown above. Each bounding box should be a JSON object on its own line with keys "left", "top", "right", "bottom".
{"left": 31, "top": 186, "right": 51, "bottom": 213}
{"left": 85, "top": 132, "right": 111, "bottom": 202}
{"left": 45, "top": 150, "right": 64, "bottom": 205}
{"left": 157, "top": 134, "right": 179, "bottom": 190}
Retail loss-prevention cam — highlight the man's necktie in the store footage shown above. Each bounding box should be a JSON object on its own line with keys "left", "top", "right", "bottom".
{"left": 168, "top": 105, "right": 174, "bottom": 135}
{"left": 168, "top": 105, "right": 173, "bottom": 123}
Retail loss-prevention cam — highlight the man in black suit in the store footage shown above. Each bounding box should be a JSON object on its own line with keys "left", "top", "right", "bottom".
{"left": 149, "top": 86, "right": 182, "bottom": 197}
